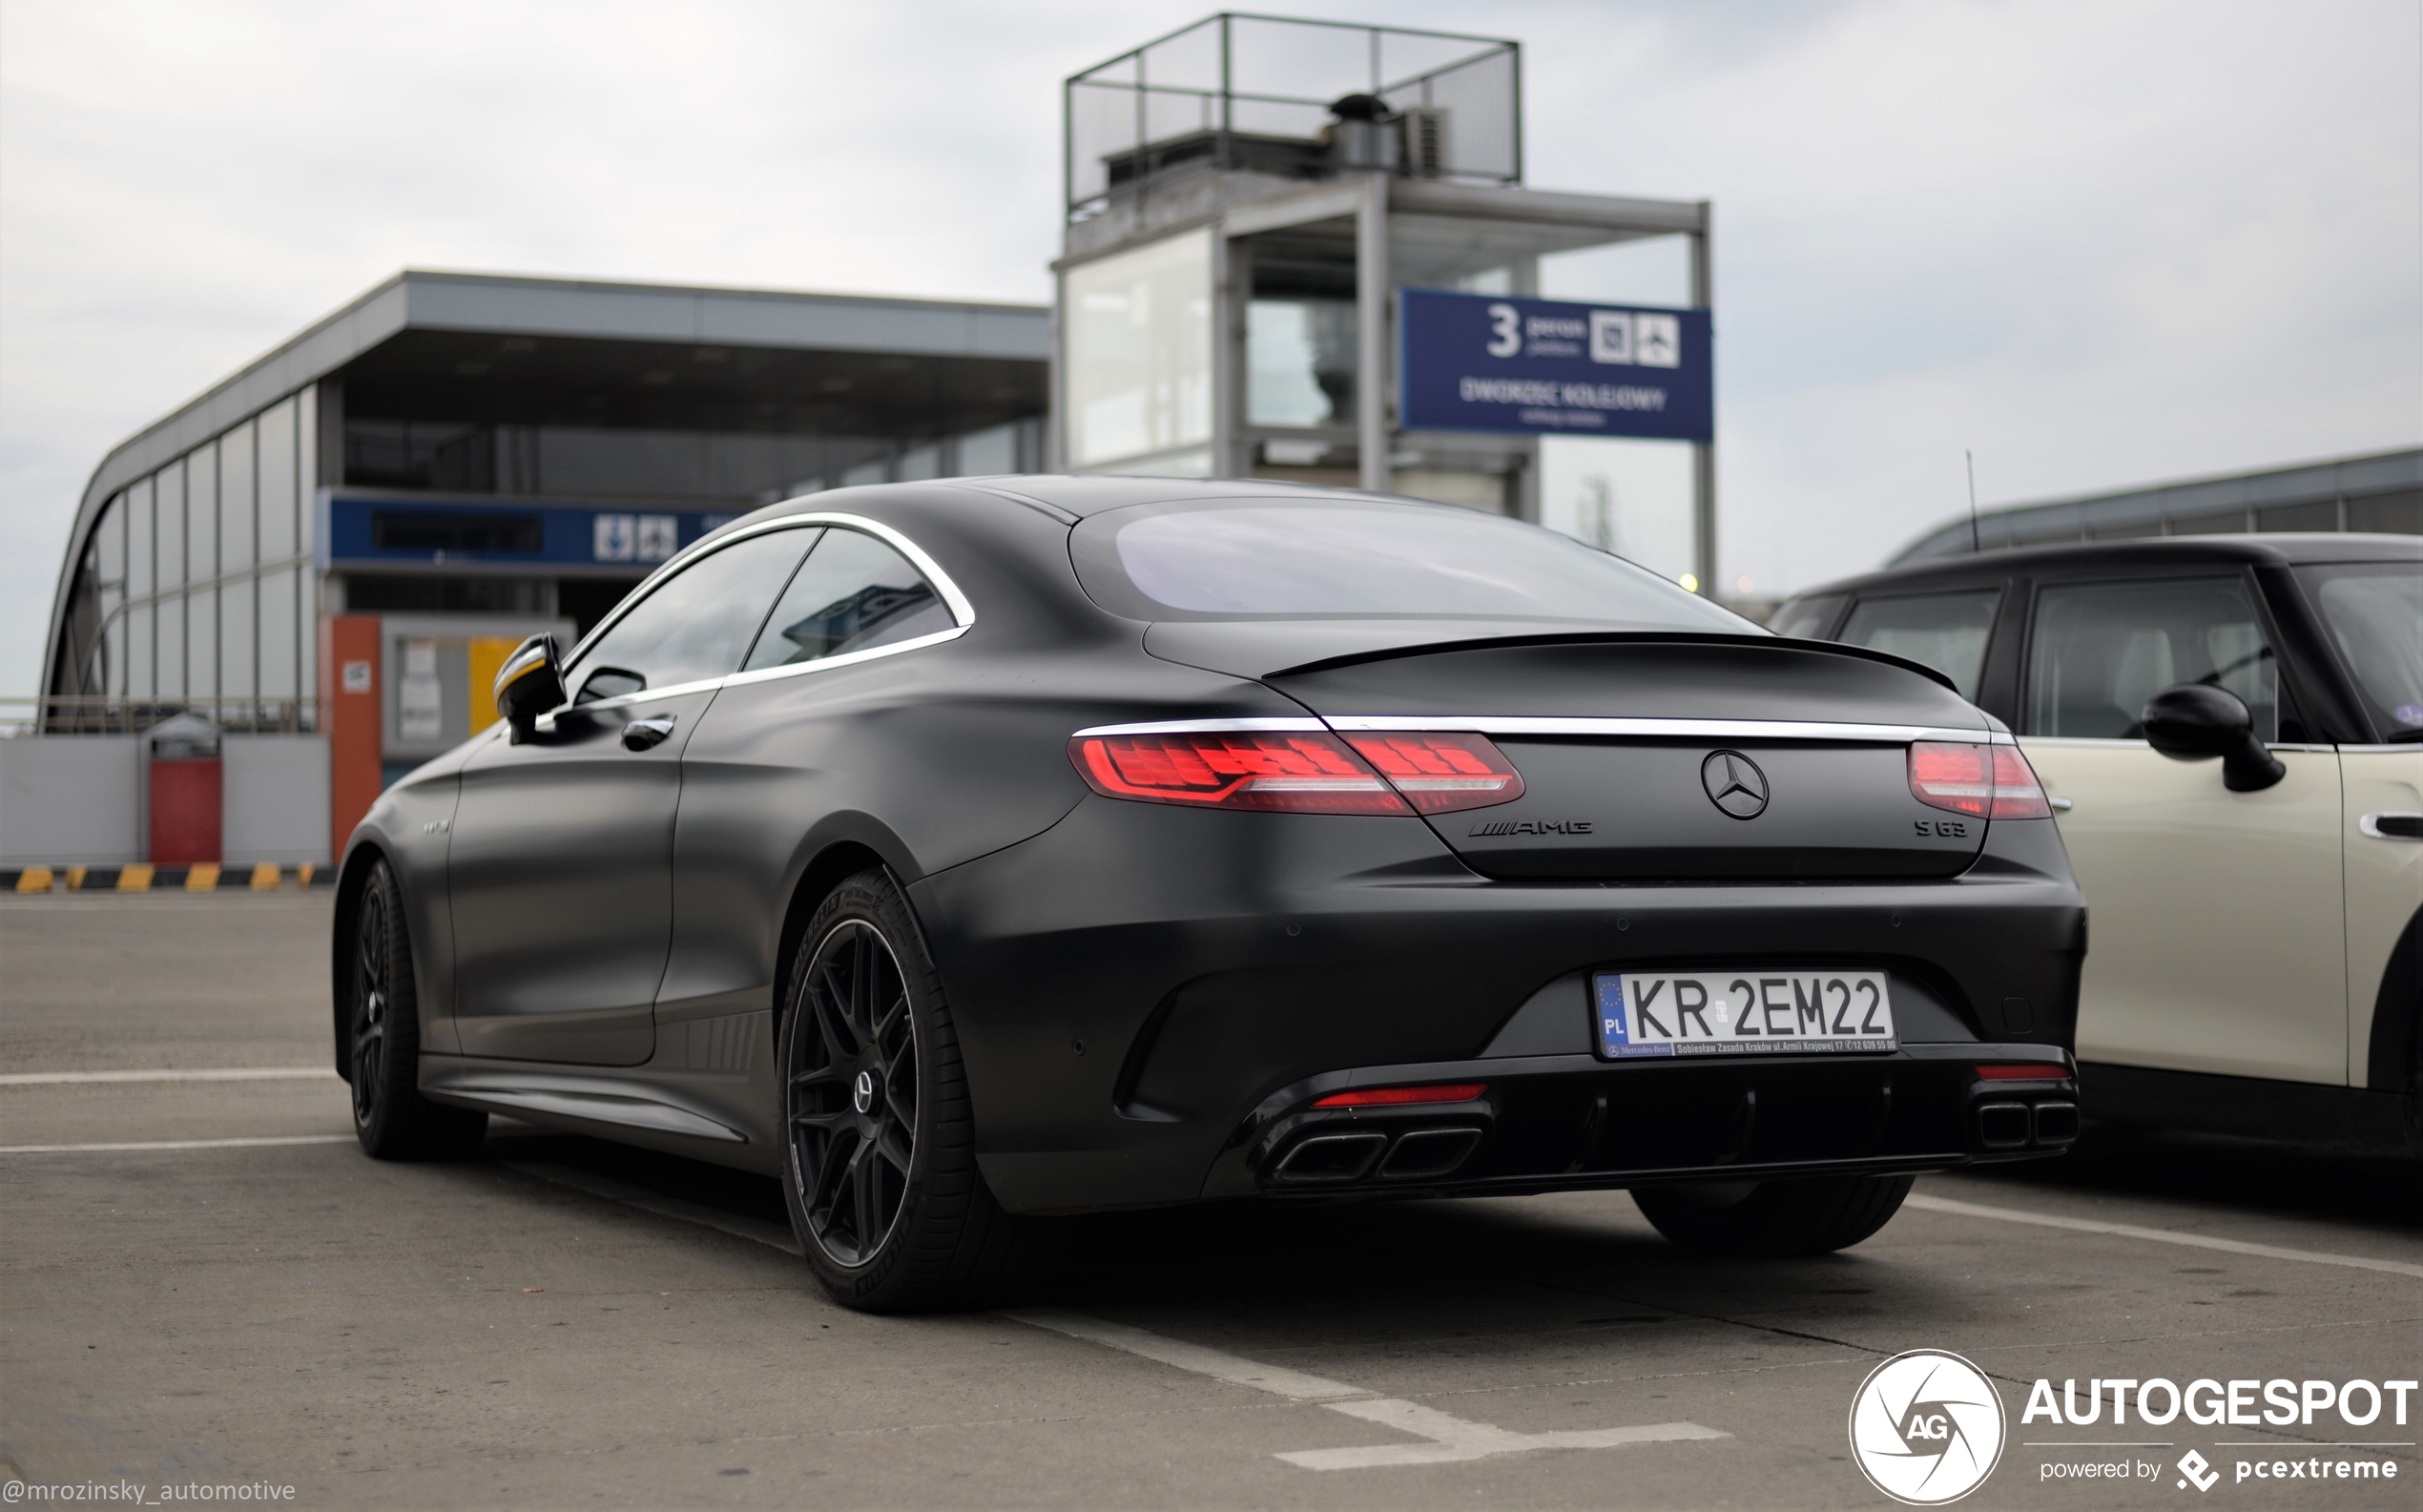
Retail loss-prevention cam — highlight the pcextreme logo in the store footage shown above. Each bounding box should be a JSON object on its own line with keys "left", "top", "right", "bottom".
{"left": 1849, "top": 1350, "right": 2007, "bottom": 1504}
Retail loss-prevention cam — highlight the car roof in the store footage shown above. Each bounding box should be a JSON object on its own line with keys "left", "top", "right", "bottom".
{"left": 1790, "top": 532, "right": 2423, "bottom": 600}
{"left": 730, "top": 474, "right": 1478, "bottom": 531}
{"left": 940, "top": 474, "right": 1452, "bottom": 520}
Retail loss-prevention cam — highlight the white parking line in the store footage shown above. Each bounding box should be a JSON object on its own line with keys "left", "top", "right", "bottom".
{"left": 999, "top": 1309, "right": 1373, "bottom": 1401}
{"left": 1002, "top": 1307, "right": 1728, "bottom": 1471}
{"left": 496, "top": 1170, "right": 1729, "bottom": 1471}
{"left": 0, "top": 1067, "right": 338, "bottom": 1086}
{"left": 1906, "top": 1194, "right": 2423, "bottom": 1279}
{"left": 0, "top": 1134, "right": 354, "bottom": 1154}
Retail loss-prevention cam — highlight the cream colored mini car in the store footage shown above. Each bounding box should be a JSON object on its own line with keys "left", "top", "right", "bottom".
{"left": 1777, "top": 534, "right": 2421, "bottom": 1153}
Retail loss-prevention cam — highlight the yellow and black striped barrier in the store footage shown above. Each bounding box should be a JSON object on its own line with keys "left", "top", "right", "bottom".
{"left": 3, "top": 862, "right": 326, "bottom": 894}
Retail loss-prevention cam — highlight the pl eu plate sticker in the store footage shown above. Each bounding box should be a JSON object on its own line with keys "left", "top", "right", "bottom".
{"left": 1595, "top": 972, "right": 1673, "bottom": 1058}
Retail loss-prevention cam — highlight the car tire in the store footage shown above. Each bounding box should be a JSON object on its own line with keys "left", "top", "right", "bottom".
{"left": 779, "top": 869, "right": 1035, "bottom": 1313}
{"left": 1632, "top": 1173, "right": 1914, "bottom": 1258}
{"left": 346, "top": 859, "right": 488, "bottom": 1160}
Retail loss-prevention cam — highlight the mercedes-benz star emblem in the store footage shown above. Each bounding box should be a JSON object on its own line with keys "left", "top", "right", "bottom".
{"left": 1701, "top": 750, "right": 1770, "bottom": 819}
{"left": 853, "top": 1069, "right": 877, "bottom": 1114}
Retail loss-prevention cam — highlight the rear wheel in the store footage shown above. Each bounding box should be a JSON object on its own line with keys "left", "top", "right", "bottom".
{"left": 347, "top": 859, "right": 487, "bottom": 1159}
{"left": 1632, "top": 1173, "right": 1913, "bottom": 1258}
{"left": 779, "top": 870, "right": 1033, "bottom": 1312}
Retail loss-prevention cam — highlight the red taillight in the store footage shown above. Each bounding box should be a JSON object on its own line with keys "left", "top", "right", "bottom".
{"left": 1069, "top": 727, "right": 1527, "bottom": 817}
{"left": 1312, "top": 1082, "right": 1487, "bottom": 1108}
{"left": 1340, "top": 732, "right": 1524, "bottom": 814}
{"left": 1909, "top": 741, "right": 2052, "bottom": 821}
{"left": 1975, "top": 1063, "right": 2070, "bottom": 1080}
{"left": 1987, "top": 744, "right": 2052, "bottom": 819}
{"left": 1070, "top": 730, "right": 1410, "bottom": 814}
{"left": 1909, "top": 741, "right": 1992, "bottom": 817}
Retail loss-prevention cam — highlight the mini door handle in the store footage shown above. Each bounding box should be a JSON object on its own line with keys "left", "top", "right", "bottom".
{"left": 2359, "top": 812, "right": 2423, "bottom": 841}
{"left": 622, "top": 716, "right": 676, "bottom": 752}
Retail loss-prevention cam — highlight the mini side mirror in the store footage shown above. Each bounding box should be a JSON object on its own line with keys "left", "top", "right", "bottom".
{"left": 2141, "top": 683, "right": 2285, "bottom": 793}
{"left": 493, "top": 634, "right": 566, "bottom": 743}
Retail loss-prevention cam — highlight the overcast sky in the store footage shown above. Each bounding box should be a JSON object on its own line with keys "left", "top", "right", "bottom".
{"left": 2, "top": 0, "right": 2415, "bottom": 694}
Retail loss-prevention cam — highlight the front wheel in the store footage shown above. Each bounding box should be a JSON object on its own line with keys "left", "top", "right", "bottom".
{"left": 778, "top": 870, "right": 1032, "bottom": 1311}
{"left": 1632, "top": 1173, "right": 1913, "bottom": 1258}
{"left": 346, "top": 859, "right": 487, "bottom": 1159}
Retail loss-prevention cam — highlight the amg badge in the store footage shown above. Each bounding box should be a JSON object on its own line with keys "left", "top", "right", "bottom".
{"left": 1468, "top": 818, "right": 1595, "bottom": 837}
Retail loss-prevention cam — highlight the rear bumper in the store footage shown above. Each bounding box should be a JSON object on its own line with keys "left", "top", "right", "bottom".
{"left": 912, "top": 797, "right": 2085, "bottom": 1215}
{"left": 1207, "top": 1046, "right": 2078, "bottom": 1202}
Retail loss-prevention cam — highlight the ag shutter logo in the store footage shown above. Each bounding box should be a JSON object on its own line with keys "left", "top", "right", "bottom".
{"left": 1849, "top": 1350, "right": 2007, "bottom": 1505}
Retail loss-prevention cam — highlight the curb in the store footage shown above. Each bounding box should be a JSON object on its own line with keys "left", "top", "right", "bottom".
{"left": 2, "top": 862, "right": 334, "bottom": 894}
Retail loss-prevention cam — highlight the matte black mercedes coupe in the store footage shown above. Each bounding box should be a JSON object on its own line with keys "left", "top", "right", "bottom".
{"left": 335, "top": 477, "right": 2087, "bottom": 1311}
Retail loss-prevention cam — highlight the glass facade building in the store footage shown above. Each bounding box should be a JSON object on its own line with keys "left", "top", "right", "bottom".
{"left": 36, "top": 271, "right": 1048, "bottom": 858}
{"left": 56, "top": 392, "right": 319, "bottom": 731}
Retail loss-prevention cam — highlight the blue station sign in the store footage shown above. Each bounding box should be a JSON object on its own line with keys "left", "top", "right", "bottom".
{"left": 1398, "top": 289, "right": 1713, "bottom": 442}
{"left": 321, "top": 493, "right": 738, "bottom": 571}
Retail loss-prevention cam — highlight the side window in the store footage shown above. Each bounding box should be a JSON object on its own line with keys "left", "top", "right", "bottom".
{"left": 1766, "top": 593, "right": 1846, "bottom": 641}
{"left": 2024, "top": 577, "right": 2277, "bottom": 740}
{"left": 741, "top": 528, "right": 954, "bottom": 672}
{"left": 1835, "top": 590, "right": 1999, "bottom": 701}
{"left": 571, "top": 528, "right": 818, "bottom": 701}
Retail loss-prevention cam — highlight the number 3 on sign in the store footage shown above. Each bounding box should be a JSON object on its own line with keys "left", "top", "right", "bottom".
{"left": 1485, "top": 302, "right": 1522, "bottom": 358}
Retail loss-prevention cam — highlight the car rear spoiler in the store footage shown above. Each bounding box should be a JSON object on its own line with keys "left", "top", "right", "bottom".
{"left": 1266, "top": 630, "right": 1963, "bottom": 694}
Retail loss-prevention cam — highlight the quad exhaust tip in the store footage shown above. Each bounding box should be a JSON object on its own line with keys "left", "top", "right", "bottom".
{"left": 1378, "top": 1127, "right": 1483, "bottom": 1179}
{"left": 1978, "top": 1099, "right": 2078, "bottom": 1150}
{"left": 1269, "top": 1126, "right": 1484, "bottom": 1186}
{"left": 1272, "top": 1131, "right": 1387, "bottom": 1184}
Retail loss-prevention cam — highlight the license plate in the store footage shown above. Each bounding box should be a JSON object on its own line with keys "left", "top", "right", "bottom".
{"left": 1593, "top": 970, "right": 1897, "bottom": 1058}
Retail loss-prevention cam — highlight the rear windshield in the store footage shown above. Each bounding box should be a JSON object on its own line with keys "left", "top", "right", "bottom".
{"left": 1070, "top": 499, "right": 1757, "bottom": 631}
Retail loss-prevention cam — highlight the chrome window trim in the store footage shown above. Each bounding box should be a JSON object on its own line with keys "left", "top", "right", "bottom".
{"left": 553, "top": 511, "right": 975, "bottom": 712}
{"left": 1323, "top": 715, "right": 2015, "bottom": 744}
{"left": 2340, "top": 743, "right": 2423, "bottom": 755}
{"left": 720, "top": 625, "right": 973, "bottom": 691}
{"left": 567, "top": 675, "right": 731, "bottom": 712}
{"left": 562, "top": 512, "right": 975, "bottom": 672}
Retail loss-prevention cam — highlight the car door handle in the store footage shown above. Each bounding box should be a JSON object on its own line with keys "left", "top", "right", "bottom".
{"left": 2359, "top": 812, "right": 2423, "bottom": 840}
{"left": 621, "top": 716, "right": 676, "bottom": 752}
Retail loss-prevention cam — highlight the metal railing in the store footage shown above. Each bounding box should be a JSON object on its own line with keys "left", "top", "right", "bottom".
{"left": 0, "top": 695, "right": 321, "bottom": 739}
{"left": 1067, "top": 13, "right": 1521, "bottom": 220}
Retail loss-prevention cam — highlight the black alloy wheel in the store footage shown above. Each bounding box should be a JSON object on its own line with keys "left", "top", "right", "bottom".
{"left": 777, "top": 870, "right": 1036, "bottom": 1311}
{"left": 345, "top": 859, "right": 487, "bottom": 1159}
{"left": 788, "top": 919, "right": 920, "bottom": 1265}
{"left": 350, "top": 875, "right": 400, "bottom": 1129}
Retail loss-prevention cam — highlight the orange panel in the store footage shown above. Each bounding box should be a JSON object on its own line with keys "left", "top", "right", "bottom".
{"left": 466, "top": 636, "right": 518, "bottom": 736}
{"left": 325, "top": 614, "right": 383, "bottom": 857}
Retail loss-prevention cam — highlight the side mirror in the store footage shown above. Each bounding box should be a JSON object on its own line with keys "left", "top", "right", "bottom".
{"left": 2141, "top": 683, "right": 2286, "bottom": 793}
{"left": 493, "top": 634, "right": 566, "bottom": 744}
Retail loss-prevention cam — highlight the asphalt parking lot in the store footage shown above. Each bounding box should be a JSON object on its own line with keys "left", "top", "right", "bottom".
{"left": 3, "top": 893, "right": 2417, "bottom": 1509}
